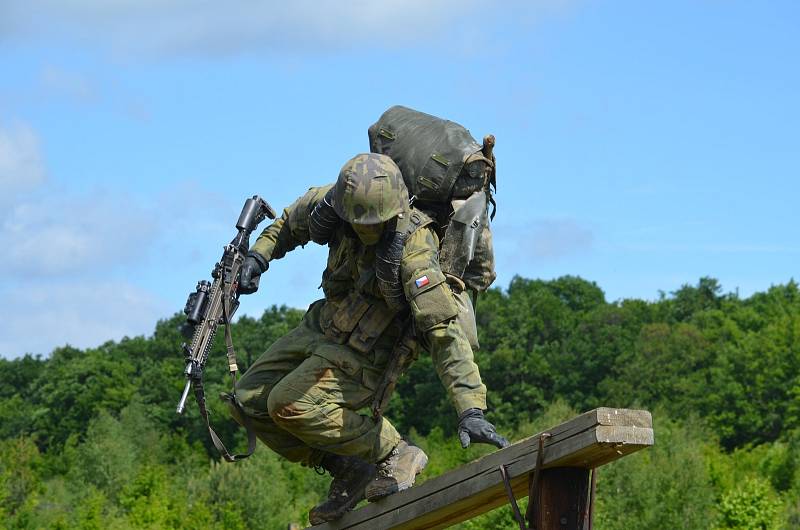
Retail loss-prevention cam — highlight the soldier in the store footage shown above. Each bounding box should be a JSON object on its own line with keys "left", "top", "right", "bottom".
{"left": 229, "top": 153, "right": 508, "bottom": 524}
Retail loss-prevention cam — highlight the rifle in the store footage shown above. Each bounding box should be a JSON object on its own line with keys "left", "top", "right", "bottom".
{"left": 176, "top": 195, "right": 276, "bottom": 461}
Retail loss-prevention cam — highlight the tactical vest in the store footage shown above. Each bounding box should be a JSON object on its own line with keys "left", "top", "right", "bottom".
{"left": 318, "top": 210, "right": 432, "bottom": 355}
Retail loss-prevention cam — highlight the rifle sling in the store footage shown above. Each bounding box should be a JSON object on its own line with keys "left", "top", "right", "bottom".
{"left": 371, "top": 319, "right": 416, "bottom": 419}
{"left": 193, "top": 377, "right": 256, "bottom": 462}
{"left": 192, "top": 274, "right": 257, "bottom": 462}
{"left": 223, "top": 276, "right": 239, "bottom": 374}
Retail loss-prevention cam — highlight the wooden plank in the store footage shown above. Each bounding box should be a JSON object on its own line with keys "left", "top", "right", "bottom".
{"left": 550, "top": 424, "right": 654, "bottom": 468}
{"left": 383, "top": 427, "right": 653, "bottom": 530}
{"left": 309, "top": 408, "right": 653, "bottom": 530}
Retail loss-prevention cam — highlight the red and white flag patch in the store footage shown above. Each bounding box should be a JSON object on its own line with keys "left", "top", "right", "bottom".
{"left": 415, "top": 275, "right": 430, "bottom": 288}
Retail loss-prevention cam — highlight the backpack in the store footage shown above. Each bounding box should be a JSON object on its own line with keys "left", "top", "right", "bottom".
{"left": 368, "top": 106, "right": 498, "bottom": 292}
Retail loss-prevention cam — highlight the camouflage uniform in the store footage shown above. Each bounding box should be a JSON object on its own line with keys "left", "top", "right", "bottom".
{"left": 229, "top": 184, "right": 487, "bottom": 466}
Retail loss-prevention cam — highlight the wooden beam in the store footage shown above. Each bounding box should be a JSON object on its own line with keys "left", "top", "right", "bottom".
{"left": 309, "top": 408, "right": 652, "bottom": 530}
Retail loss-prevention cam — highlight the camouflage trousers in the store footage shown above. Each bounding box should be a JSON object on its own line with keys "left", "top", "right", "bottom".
{"left": 228, "top": 300, "right": 403, "bottom": 467}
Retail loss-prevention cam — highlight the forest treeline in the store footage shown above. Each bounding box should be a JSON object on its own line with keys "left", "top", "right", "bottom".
{"left": 1, "top": 275, "right": 799, "bottom": 529}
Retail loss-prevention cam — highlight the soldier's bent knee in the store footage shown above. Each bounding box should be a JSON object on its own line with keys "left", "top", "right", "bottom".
{"left": 266, "top": 383, "right": 319, "bottom": 428}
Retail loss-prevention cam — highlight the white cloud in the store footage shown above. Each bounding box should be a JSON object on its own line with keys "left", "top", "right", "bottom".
{"left": 1, "top": 0, "right": 570, "bottom": 58}
{"left": 0, "top": 179, "right": 231, "bottom": 358}
{"left": 2, "top": 190, "right": 159, "bottom": 277}
{"left": 1, "top": 1, "right": 457, "bottom": 56}
{"left": 0, "top": 120, "right": 184, "bottom": 280}
{"left": 0, "top": 280, "right": 171, "bottom": 358}
{"left": 0, "top": 122, "right": 47, "bottom": 202}
{"left": 0, "top": 123, "right": 262, "bottom": 358}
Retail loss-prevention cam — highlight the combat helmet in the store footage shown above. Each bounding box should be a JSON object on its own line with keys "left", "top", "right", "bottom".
{"left": 332, "top": 153, "right": 409, "bottom": 225}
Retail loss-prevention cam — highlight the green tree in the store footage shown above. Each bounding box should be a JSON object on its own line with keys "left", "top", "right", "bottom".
{"left": 716, "top": 478, "right": 781, "bottom": 530}
{"left": 0, "top": 437, "right": 43, "bottom": 529}
{"left": 29, "top": 347, "right": 136, "bottom": 451}
{"left": 594, "top": 414, "right": 716, "bottom": 529}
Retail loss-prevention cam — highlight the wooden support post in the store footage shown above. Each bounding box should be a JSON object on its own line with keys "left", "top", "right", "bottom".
{"left": 530, "top": 467, "right": 590, "bottom": 530}
{"left": 309, "top": 408, "right": 653, "bottom": 530}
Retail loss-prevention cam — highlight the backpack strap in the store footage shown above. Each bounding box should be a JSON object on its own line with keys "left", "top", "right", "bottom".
{"left": 400, "top": 208, "right": 433, "bottom": 238}
{"left": 374, "top": 209, "right": 432, "bottom": 312}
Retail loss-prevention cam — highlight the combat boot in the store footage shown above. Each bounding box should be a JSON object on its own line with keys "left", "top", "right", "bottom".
{"left": 308, "top": 454, "right": 376, "bottom": 525}
{"left": 365, "top": 440, "right": 428, "bottom": 501}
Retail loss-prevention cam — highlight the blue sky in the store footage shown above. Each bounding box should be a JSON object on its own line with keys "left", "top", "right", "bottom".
{"left": 1, "top": 0, "right": 798, "bottom": 358}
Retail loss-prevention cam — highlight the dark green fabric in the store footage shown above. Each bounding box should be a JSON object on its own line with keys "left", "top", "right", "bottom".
{"left": 231, "top": 301, "right": 403, "bottom": 465}
{"left": 368, "top": 105, "right": 482, "bottom": 203}
{"left": 367, "top": 106, "right": 497, "bottom": 293}
{"left": 236, "top": 185, "right": 490, "bottom": 465}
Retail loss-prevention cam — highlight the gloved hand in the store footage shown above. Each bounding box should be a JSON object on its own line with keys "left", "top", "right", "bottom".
{"left": 457, "top": 408, "right": 510, "bottom": 449}
{"left": 238, "top": 252, "right": 268, "bottom": 294}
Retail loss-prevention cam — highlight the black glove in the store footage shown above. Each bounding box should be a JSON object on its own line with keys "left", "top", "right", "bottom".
{"left": 238, "top": 252, "right": 268, "bottom": 294}
{"left": 457, "top": 408, "right": 510, "bottom": 449}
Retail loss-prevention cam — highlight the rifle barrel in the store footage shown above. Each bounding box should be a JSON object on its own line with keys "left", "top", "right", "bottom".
{"left": 176, "top": 378, "right": 192, "bottom": 414}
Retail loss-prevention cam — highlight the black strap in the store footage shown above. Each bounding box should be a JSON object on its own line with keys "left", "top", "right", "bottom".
{"left": 194, "top": 378, "right": 256, "bottom": 462}
{"left": 499, "top": 464, "right": 529, "bottom": 530}
{"left": 222, "top": 278, "right": 239, "bottom": 374}
{"left": 192, "top": 277, "right": 257, "bottom": 462}
{"left": 526, "top": 432, "right": 551, "bottom": 525}
{"left": 371, "top": 318, "right": 415, "bottom": 419}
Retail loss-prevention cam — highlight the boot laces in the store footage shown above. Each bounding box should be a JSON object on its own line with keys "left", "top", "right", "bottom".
{"left": 376, "top": 446, "right": 399, "bottom": 478}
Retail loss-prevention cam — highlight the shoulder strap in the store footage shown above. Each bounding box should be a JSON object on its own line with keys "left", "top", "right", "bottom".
{"left": 401, "top": 208, "right": 433, "bottom": 238}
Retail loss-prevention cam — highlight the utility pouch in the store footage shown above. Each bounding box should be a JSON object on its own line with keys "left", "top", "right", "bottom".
{"left": 323, "top": 291, "right": 371, "bottom": 344}
{"left": 347, "top": 301, "right": 399, "bottom": 354}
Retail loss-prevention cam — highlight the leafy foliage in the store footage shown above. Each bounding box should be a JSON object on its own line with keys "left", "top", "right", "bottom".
{"left": 1, "top": 277, "right": 799, "bottom": 528}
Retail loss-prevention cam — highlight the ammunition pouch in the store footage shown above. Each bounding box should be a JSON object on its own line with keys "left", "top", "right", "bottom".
{"left": 322, "top": 291, "right": 371, "bottom": 344}
{"left": 347, "top": 302, "right": 398, "bottom": 354}
{"left": 320, "top": 291, "right": 399, "bottom": 354}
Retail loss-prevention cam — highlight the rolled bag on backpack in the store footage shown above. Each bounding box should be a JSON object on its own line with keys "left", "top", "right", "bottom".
{"left": 368, "top": 106, "right": 486, "bottom": 203}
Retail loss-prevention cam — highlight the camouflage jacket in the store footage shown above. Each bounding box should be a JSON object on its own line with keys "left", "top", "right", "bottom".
{"left": 250, "top": 185, "right": 487, "bottom": 414}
